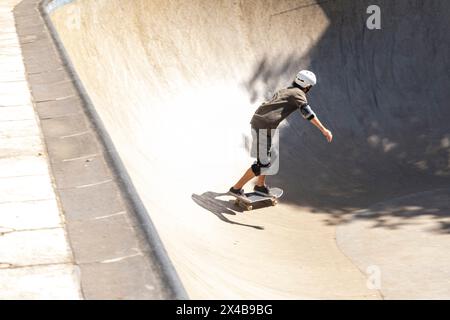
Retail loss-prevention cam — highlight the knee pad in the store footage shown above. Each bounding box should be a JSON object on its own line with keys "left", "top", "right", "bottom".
{"left": 251, "top": 163, "right": 261, "bottom": 176}
{"left": 251, "top": 161, "right": 271, "bottom": 176}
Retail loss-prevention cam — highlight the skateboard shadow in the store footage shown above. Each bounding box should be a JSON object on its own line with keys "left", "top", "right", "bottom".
{"left": 191, "top": 191, "right": 264, "bottom": 230}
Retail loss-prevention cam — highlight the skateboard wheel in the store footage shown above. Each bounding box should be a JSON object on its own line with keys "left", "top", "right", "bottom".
{"left": 271, "top": 199, "right": 278, "bottom": 206}
{"left": 247, "top": 205, "right": 253, "bottom": 211}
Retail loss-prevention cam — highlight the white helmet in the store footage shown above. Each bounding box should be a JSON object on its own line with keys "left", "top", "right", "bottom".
{"left": 294, "top": 70, "right": 317, "bottom": 88}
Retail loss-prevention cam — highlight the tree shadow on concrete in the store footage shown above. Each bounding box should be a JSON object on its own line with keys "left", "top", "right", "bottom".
{"left": 240, "top": 0, "right": 450, "bottom": 232}
{"left": 329, "top": 188, "right": 450, "bottom": 231}
{"left": 191, "top": 192, "right": 264, "bottom": 230}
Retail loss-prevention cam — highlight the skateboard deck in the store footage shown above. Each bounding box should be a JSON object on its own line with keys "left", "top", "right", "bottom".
{"left": 230, "top": 187, "right": 283, "bottom": 211}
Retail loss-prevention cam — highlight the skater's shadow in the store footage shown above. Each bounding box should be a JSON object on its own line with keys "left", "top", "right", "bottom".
{"left": 191, "top": 191, "right": 264, "bottom": 230}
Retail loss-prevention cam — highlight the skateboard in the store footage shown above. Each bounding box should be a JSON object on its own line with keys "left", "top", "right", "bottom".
{"left": 230, "top": 187, "right": 283, "bottom": 211}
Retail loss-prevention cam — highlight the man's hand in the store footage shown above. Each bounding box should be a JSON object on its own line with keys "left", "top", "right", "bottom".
{"left": 322, "top": 129, "right": 333, "bottom": 142}
{"left": 310, "top": 117, "right": 333, "bottom": 143}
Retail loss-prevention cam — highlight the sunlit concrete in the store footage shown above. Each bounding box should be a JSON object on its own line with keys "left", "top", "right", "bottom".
{"left": 0, "top": 264, "right": 80, "bottom": 300}
{"left": 0, "top": 0, "right": 81, "bottom": 300}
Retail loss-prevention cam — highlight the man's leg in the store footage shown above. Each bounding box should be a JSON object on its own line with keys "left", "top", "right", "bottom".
{"left": 256, "top": 175, "right": 266, "bottom": 187}
{"left": 231, "top": 127, "right": 267, "bottom": 192}
{"left": 232, "top": 167, "right": 255, "bottom": 190}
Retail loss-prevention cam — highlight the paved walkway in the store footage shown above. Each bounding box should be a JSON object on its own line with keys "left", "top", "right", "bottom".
{"left": 0, "top": 0, "right": 81, "bottom": 299}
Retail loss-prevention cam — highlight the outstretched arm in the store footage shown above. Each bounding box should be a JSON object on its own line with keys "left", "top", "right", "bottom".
{"left": 311, "top": 117, "right": 333, "bottom": 142}
{"left": 299, "top": 104, "right": 333, "bottom": 143}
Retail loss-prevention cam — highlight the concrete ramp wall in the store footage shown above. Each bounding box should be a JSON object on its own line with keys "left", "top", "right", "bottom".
{"left": 48, "top": 0, "right": 450, "bottom": 299}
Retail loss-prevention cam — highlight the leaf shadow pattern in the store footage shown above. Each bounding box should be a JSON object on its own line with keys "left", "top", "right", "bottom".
{"left": 239, "top": 0, "right": 450, "bottom": 232}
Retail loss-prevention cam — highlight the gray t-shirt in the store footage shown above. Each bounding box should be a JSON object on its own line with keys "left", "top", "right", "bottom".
{"left": 250, "top": 86, "right": 314, "bottom": 129}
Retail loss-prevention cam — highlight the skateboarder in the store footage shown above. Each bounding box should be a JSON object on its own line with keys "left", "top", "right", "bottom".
{"left": 229, "top": 70, "right": 333, "bottom": 197}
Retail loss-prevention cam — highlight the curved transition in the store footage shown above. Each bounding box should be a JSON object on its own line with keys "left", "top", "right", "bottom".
{"left": 49, "top": 0, "right": 450, "bottom": 299}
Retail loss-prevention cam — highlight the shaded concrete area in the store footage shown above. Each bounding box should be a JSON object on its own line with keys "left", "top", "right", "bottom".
{"left": 12, "top": 0, "right": 179, "bottom": 299}
{"left": 268, "top": 0, "right": 450, "bottom": 222}
{"left": 47, "top": 0, "right": 449, "bottom": 298}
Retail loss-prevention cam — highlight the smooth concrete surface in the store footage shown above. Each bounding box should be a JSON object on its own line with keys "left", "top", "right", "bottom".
{"left": 0, "top": 0, "right": 81, "bottom": 299}
{"left": 337, "top": 188, "right": 450, "bottom": 299}
{"left": 12, "top": 0, "right": 177, "bottom": 299}
{"left": 49, "top": 0, "right": 449, "bottom": 299}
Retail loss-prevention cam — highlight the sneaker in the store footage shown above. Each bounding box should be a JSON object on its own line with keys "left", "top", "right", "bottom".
{"left": 229, "top": 187, "right": 245, "bottom": 197}
{"left": 254, "top": 185, "right": 271, "bottom": 195}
